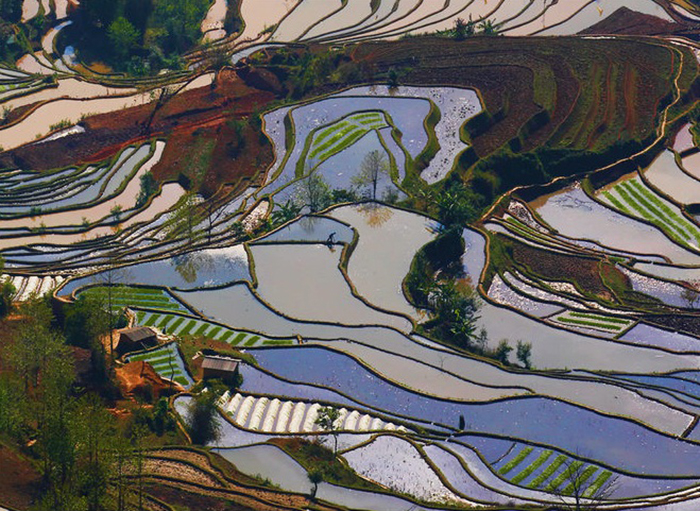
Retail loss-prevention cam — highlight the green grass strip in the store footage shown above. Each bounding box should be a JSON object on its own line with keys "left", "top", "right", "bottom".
{"left": 169, "top": 317, "right": 185, "bottom": 331}
{"left": 584, "top": 470, "right": 612, "bottom": 498}
{"left": 174, "top": 376, "right": 190, "bottom": 385}
{"left": 310, "top": 124, "right": 360, "bottom": 159}
{"left": 602, "top": 191, "right": 631, "bottom": 215}
{"left": 179, "top": 320, "right": 197, "bottom": 336}
{"left": 567, "top": 312, "right": 631, "bottom": 325}
{"left": 157, "top": 315, "right": 174, "bottom": 329}
{"left": 144, "top": 315, "right": 159, "bottom": 327}
{"left": 207, "top": 327, "right": 221, "bottom": 339}
{"left": 264, "top": 339, "right": 294, "bottom": 346}
{"left": 244, "top": 336, "right": 261, "bottom": 346}
{"left": 554, "top": 317, "right": 623, "bottom": 331}
{"left": 194, "top": 323, "right": 210, "bottom": 336}
{"left": 547, "top": 461, "right": 583, "bottom": 491}
{"left": 230, "top": 332, "right": 247, "bottom": 345}
{"left": 318, "top": 128, "right": 369, "bottom": 161}
{"left": 562, "top": 465, "right": 598, "bottom": 496}
{"left": 498, "top": 447, "right": 533, "bottom": 475}
{"left": 220, "top": 330, "right": 234, "bottom": 342}
{"left": 511, "top": 450, "right": 553, "bottom": 484}
{"left": 529, "top": 455, "right": 567, "bottom": 488}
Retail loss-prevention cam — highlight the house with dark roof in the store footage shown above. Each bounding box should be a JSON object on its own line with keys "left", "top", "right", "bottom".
{"left": 201, "top": 355, "right": 241, "bottom": 382}
{"left": 117, "top": 327, "right": 158, "bottom": 356}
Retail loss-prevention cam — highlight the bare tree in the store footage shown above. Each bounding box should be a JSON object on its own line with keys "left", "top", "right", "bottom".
{"left": 92, "top": 264, "right": 131, "bottom": 361}
{"left": 548, "top": 457, "right": 619, "bottom": 511}
{"left": 353, "top": 150, "right": 389, "bottom": 201}
{"left": 296, "top": 173, "right": 331, "bottom": 213}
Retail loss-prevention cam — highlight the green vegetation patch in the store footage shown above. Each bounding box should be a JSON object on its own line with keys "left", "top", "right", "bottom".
{"left": 499, "top": 447, "right": 533, "bottom": 475}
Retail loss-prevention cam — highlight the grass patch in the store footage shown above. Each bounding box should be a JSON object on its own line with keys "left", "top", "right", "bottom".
{"left": 499, "top": 447, "right": 533, "bottom": 475}
{"left": 511, "top": 450, "right": 553, "bottom": 484}
{"left": 529, "top": 454, "right": 567, "bottom": 488}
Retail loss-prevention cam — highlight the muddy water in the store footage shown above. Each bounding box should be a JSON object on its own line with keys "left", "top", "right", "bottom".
{"left": 3, "top": 78, "right": 136, "bottom": 112}
{"left": 239, "top": 0, "right": 298, "bottom": 41}
{"left": 0, "top": 182, "right": 184, "bottom": 250}
{"left": 504, "top": 0, "right": 589, "bottom": 35}
{"left": 644, "top": 150, "right": 700, "bottom": 205}
{"left": 1, "top": 92, "right": 150, "bottom": 151}
{"left": 354, "top": 0, "right": 444, "bottom": 39}
{"left": 250, "top": 242, "right": 412, "bottom": 331}
{"left": 0, "top": 142, "right": 164, "bottom": 230}
{"left": 42, "top": 20, "right": 72, "bottom": 54}
{"left": 272, "top": 0, "right": 342, "bottom": 41}
{"left": 673, "top": 123, "right": 695, "bottom": 153}
{"left": 21, "top": 0, "right": 39, "bottom": 21}
{"left": 302, "top": 0, "right": 374, "bottom": 40}
{"left": 537, "top": 0, "right": 673, "bottom": 35}
{"left": 201, "top": 0, "right": 227, "bottom": 41}
{"left": 400, "top": 0, "right": 496, "bottom": 37}
{"left": 329, "top": 204, "right": 436, "bottom": 319}
{"left": 1, "top": 73, "right": 212, "bottom": 151}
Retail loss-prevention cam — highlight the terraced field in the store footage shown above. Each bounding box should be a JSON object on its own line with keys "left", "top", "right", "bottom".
{"left": 133, "top": 309, "right": 296, "bottom": 347}
{"left": 124, "top": 342, "right": 194, "bottom": 388}
{"left": 2, "top": 1, "right": 700, "bottom": 510}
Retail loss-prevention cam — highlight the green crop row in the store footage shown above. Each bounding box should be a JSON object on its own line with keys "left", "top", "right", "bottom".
{"left": 511, "top": 450, "right": 553, "bottom": 484}
{"left": 529, "top": 454, "right": 567, "bottom": 488}
{"left": 498, "top": 447, "right": 533, "bottom": 475}
{"left": 584, "top": 470, "right": 612, "bottom": 497}
{"left": 554, "top": 317, "right": 625, "bottom": 331}
{"left": 547, "top": 461, "right": 583, "bottom": 491}
{"left": 567, "top": 312, "right": 631, "bottom": 325}
{"left": 561, "top": 465, "right": 598, "bottom": 496}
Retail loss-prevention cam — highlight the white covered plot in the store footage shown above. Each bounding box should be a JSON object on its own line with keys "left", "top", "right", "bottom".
{"left": 330, "top": 204, "right": 436, "bottom": 319}
{"left": 343, "top": 435, "right": 476, "bottom": 506}
{"left": 220, "top": 392, "right": 403, "bottom": 433}
{"left": 249, "top": 242, "right": 412, "bottom": 331}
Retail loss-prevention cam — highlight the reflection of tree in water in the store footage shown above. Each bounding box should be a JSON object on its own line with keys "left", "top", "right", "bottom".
{"left": 172, "top": 251, "right": 215, "bottom": 284}
{"left": 359, "top": 202, "right": 394, "bottom": 228}
{"left": 298, "top": 215, "right": 320, "bottom": 234}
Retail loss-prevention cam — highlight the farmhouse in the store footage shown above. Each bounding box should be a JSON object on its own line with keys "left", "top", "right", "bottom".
{"left": 201, "top": 354, "right": 241, "bottom": 382}
{"left": 117, "top": 327, "right": 158, "bottom": 356}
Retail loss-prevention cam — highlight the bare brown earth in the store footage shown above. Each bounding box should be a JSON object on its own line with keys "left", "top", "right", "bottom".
{"left": 115, "top": 361, "right": 180, "bottom": 400}
{"left": 0, "top": 70, "right": 275, "bottom": 196}
{"left": 581, "top": 6, "right": 686, "bottom": 35}
{"left": 0, "top": 440, "right": 41, "bottom": 510}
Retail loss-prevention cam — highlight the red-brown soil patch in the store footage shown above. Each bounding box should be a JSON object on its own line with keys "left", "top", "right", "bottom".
{"left": 0, "top": 440, "right": 41, "bottom": 510}
{"left": 116, "top": 361, "right": 179, "bottom": 400}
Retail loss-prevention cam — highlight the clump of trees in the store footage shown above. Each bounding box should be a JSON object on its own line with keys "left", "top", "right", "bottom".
{"left": 72, "top": 0, "right": 211, "bottom": 73}
{"left": 0, "top": 297, "right": 160, "bottom": 510}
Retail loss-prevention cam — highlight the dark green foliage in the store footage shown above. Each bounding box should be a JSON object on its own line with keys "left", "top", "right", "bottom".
{"left": 136, "top": 171, "right": 158, "bottom": 208}
{"left": 516, "top": 340, "right": 532, "bottom": 369}
{"left": 186, "top": 392, "right": 221, "bottom": 445}
{"left": 73, "top": 0, "right": 209, "bottom": 73}
{"left": 0, "top": 279, "right": 14, "bottom": 318}
{"left": 0, "top": 0, "right": 23, "bottom": 23}
{"left": 495, "top": 339, "right": 513, "bottom": 365}
{"left": 132, "top": 398, "right": 176, "bottom": 436}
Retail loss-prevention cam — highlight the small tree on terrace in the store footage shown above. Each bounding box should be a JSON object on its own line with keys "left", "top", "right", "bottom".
{"left": 186, "top": 392, "right": 221, "bottom": 445}
{"left": 314, "top": 406, "right": 341, "bottom": 454}
{"left": 353, "top": 150, "right": 389, "bottom": 201}
{"left": 681, "top": 279, "right": 699, "bottom": 309}
{"left": 548, "top": 457, "right": 619, "bottom": 511}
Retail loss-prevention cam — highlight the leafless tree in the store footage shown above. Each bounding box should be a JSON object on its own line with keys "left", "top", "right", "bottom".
{"left": 547, "top": 457, "right": 619, "bottom": 511}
